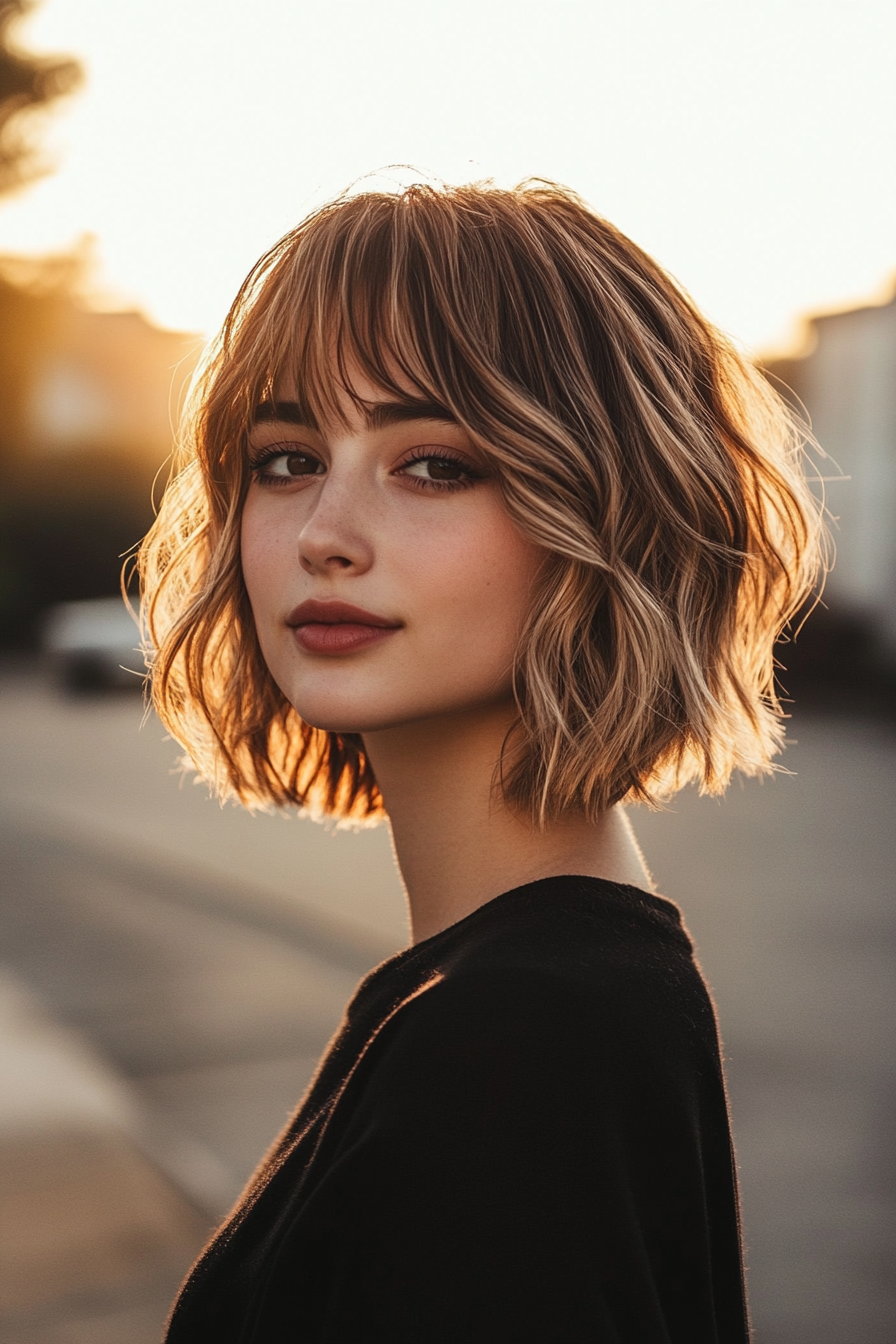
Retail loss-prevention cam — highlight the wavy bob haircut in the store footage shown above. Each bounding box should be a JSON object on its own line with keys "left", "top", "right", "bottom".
{"left": 139, "top": 178, "right": 824, "bottom": 825}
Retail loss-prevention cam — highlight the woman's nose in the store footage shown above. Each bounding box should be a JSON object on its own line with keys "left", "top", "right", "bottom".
{"left": 296, "top": 479, "right": 374, "bottom": 577}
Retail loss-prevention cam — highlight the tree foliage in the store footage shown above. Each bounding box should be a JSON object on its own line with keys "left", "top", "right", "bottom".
{"left": 0, "top": 0, "right": 80, "bottom": 197}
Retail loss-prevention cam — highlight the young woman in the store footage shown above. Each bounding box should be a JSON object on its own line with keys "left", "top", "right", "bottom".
{"left": 141, "top": 180, "right": 822, "bottom": 1342}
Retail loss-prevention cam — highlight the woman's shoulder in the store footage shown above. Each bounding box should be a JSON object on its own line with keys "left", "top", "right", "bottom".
{"left": 453, "top": 872, "right": 692, "bottom": 948}
{"left": 434, "top": 874, "right": 702, "bottom": 1006}
{"left": 367, "top": 875, "right": 720, "bottom": 1092}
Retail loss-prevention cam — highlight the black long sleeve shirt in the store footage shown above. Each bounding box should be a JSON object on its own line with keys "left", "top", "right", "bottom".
{"left": 165, "top": 875, "right": 749, "bottom": 1342}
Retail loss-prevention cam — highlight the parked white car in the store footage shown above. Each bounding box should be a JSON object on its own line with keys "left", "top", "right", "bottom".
{"left": 42, "top": 597, "right": 146, "bottom": 692}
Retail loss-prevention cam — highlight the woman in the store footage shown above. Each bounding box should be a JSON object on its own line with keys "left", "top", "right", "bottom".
{"left": 141, "top": 180, "right": 822, "bottom": 1341}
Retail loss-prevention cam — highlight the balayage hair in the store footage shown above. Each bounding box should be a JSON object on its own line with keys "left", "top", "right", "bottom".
{"left": 139, "top": 178, "right": 824, "bottom": 825}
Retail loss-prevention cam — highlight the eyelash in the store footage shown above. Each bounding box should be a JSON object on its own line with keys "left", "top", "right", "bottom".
{"left": 247, "top": 444, "right": 319, "bottom": 488}
{"left": 247, "top": 445, "right": 484, "bottom": 493}
{"left": 399, "top": 449, "right": 483, "bottom": 492}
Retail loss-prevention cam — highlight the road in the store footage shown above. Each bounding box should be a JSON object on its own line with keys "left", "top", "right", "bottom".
{"left": 1, "top": 662, "right": 894, "bottom": 1343}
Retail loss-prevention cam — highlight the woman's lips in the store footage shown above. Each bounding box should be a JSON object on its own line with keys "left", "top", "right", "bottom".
{"left": 287, "top": 600, "right": 401, "bottom": 656}
{"left": 294, "top": 622, "right": 398, "bottom": 654}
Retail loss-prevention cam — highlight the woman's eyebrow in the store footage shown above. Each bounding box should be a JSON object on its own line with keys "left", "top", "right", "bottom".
{"left": 366, "top": 401, "right": 457, "bottom": 430}
{"left": 248, "top": 398, "right": 457, "bottom": 430}
{"left": 251, "top": 399, "right": 308, "bottom": 426}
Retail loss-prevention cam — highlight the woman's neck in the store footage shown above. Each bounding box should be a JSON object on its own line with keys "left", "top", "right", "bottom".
{"left": 362, "top": 702, "right": 653, "bottom": 944}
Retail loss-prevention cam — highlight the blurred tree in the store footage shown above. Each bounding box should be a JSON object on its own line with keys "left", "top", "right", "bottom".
{"left": 0, "top": 0, "right": 80, "bottom": 196}
{"left": 0, "top": 4, "right": 90, "bottom": 645}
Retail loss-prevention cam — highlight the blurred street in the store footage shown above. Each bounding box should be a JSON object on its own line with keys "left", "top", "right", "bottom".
{"left": 1, "top": 660, "right": 894, "bottom": 1344}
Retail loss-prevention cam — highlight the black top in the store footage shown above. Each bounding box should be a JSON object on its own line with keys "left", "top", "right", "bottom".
{"left": 165, "top": 876, "right": 749, "bottom": 1343}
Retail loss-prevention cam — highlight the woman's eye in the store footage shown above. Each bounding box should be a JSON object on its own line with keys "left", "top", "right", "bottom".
{"left": 402, "top": 456, "right": 468, "bottom": 483}
{"left": 253, "top": 451, "right": 325, "bottom": 480}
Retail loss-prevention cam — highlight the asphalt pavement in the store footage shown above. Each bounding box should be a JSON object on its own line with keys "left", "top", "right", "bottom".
{"left": 1, "top": 661, "right": 894, "bottom": 1343}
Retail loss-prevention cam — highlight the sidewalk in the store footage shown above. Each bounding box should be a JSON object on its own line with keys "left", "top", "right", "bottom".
{"left": 0, "top": 973, "right": 208, "bottom": 1344}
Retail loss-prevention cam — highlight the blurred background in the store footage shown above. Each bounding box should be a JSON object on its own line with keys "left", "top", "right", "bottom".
{"left": 0, "top": 2, "right": 893, "bottom": 1341}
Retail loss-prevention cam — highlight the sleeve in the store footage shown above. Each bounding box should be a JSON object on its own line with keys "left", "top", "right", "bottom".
{"left": 261, "top": 965, "right": 747, "bottom": 1344}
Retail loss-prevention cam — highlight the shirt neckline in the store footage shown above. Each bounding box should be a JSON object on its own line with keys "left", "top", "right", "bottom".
{"left": 373, "top": 873, "right": 679, "bottom": 975}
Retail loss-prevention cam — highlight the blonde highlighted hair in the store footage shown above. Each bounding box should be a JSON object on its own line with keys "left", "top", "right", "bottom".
{"left": 139, "top": 178, "right": 824, "bottom": 824}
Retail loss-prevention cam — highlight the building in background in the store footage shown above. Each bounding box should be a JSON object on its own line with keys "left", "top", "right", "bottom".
{"left": 0, "top": 254, "right": 200, "bottom": 646}
{"left": 764, "top": 283, "right": 896, "bottom": 682}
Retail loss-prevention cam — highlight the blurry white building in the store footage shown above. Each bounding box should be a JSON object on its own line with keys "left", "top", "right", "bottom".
{"left": 766, "top": 285, "right": 896, "bottom": 658}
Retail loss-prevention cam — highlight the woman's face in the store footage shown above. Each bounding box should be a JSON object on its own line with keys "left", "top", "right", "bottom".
{"left": 240, "top": 365, "right": 543, "bottom": 735}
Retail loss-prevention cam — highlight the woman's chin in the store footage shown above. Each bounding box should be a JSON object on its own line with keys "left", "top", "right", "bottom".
{"left": 287, "top": 678, "right": 521, "bottom": 737}
{"left": 288, "top": 697, "right": 398, "bottom": 737}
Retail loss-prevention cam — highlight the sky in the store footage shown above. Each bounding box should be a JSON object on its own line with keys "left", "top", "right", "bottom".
{"left": 2, "top": 0, "right": 894, "bottom": 353}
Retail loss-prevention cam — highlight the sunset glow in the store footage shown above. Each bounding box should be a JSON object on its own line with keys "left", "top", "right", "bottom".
{"left": 2, "top": 0, "right": 894, "bottom": 350}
